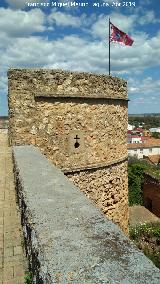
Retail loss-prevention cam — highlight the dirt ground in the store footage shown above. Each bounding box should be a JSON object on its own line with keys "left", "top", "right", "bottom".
{"left": 129, "top": 205, "right": 160, "bottom": 227}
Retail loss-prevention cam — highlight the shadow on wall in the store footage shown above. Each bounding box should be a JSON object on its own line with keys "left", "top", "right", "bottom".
{"left": 143, "top": 174, "right": 160, "bottom": 218}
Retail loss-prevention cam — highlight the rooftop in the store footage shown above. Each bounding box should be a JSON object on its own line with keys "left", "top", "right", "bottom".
{"left": 146, "top": 155, "right": 160, "bottom": 165}
{"left": 128, "top": 139, "right": 160, "bottom": 149}
{"left": 128, "top": 135, "right": 142, "bottom": 139}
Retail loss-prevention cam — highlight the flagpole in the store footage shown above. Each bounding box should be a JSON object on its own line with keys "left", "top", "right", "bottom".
{"left": 109, "top": 18, "right": 111, "bottom": 75}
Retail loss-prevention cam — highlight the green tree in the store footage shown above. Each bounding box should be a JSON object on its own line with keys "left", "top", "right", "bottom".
{"left": 128, "top": 159, "right": 147, "bottom": 206}
{"left": 151, "top": 132, "right": 160, "bottom": 139}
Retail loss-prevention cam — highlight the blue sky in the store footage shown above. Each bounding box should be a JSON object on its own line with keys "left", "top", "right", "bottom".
{"left": 0, "top": 0, "right": 160, "bottom": 115}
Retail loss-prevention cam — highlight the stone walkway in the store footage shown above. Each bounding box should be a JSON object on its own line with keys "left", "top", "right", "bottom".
{"left": 0, "top": 133, "right": 26, "bottom": 284}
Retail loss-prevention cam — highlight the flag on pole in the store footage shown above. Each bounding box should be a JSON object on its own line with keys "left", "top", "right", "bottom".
{"left": 110, "top": 22, "right": 134, "bottom": 46}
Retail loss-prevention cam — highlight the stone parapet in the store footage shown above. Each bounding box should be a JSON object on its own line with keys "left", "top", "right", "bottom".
{"left": 13, "top": 145, "right": 160, "bottom": 284}
{"left": 8, "top": 68, "right": 127, "bottom": 99}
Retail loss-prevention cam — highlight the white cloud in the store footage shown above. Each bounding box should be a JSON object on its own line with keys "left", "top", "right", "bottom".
{"left": 128, "top": 77, "right": 160, "bottom": 95}
{"left": 109, "top": 13, "right": 136, "bottom": 32}
{"left": 128, "top": 76, "right": 160, "bottom": 113}
{"left": 91, "top": 12, "right": 136, "bottom": 40}
{"left": 0, "top": 75, "right": 7, "bottom": 93}
{"left": 140, "top": 0, "right": 152, "bottom": 6}
{"left": 0, "top": 8, "right": 46, "bottom": 37}
{"left": 91, "top": 14, "right": 108, "bottom": 39}
{"left": 48, "top": 9, "right": 83, "bottom": 28}
{"left": 4, "top": 37, "right": 53, "bottom": 67}
{"left": 129, "top": 87, "right": 140, "bottom": 93}
{"left": 1, "top": 34, "right": 107, "bottom": 74}
{"left": 0, "top": 7, "right": 160, "bottom": 77}
{"left": 48, "top": 9, "right": 94, "bottom": 29}
{"left": 138, "top": 11, "right": 160, "bottom": 25}
{"left": 129, "top": 94, "right": 160, "bottom": 113}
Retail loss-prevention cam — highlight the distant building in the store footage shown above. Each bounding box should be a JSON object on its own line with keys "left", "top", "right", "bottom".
{"left": 143, "top": 155, "right": 160, "bottom": 165}
{"left": 127, "top": 135, "right": 143, "bottom": 144}
{"left": 132, "top": 128, "right": 144, "bottom": 136}
{"left": 149, "top": 128, "right": 160, "bottom": 133}
{"left": 128, "top": 124, "right": 135, "bottom": 130}
{"left": 127, "top": 135, "right": 149, "bottom": 144}
{"left": 128, "top": 139, "right": 160, "bottom": 159}
{"left": 127, "top": 130, "right": 132, "bottom": 136}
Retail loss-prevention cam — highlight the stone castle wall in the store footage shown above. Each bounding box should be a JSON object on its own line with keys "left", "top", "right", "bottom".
{"left": 67, "top": 160, "right": 128, "bottom": 232}
{"left": 8, "top": 68, "right": 128, "bottom": 233}
{"left": 143, "top": 174, "right": 160, "bottom": 218}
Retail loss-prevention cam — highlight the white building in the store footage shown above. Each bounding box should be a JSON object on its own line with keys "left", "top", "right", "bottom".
{"left": 128, "top": 124, "right": 135, "bottom": 130}
{"left": 127, "top": 135, "right": 142, "bottom": 144}
{"left": 128, "top": 146, "right": 160, "bottom": 159}
{"left": 149, "top": 128, "right": 160, "bottom": 133}
{"left": 128, "top": 140, "right": 160, "bottom": 159}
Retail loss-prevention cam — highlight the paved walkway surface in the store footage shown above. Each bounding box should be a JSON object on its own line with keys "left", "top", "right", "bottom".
{"left": 129, "top": 205, "right": 160, "bottom": 227}
{"left": 0, "top": 132, "right": 27, "bottom": 284}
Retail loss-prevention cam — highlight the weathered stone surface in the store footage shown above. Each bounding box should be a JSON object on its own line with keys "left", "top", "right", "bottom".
{"left": 8, "top": 68, "right": 127, "bottom": 99}
{"left": 8, "top": 68, "right": 128, "bottom": 233}
{"left": 67, "top": 160, "right": 129, "bottom": 234}
{"left": 8, "top": 69, "right": 128, "bottom": 171}
{"left": 31, "top": 99, "right": 127, "bottom": 171}
{"left": 13, "top": 145, "right": 160, "bottom": 284}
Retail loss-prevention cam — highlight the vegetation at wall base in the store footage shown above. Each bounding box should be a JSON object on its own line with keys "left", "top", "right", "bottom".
{"left": 24, "top": 272, "right": 32, "bottom": 284}
{"left": 128, "top": 157, "right": 160, "bottom": 206}
{"left": 151, "top": 132, "right": 160, "bottom": 139}
{"left": 129, "top": 223, "right": 160, "bottom": 269}
{"left": 128, "top": 158, "right": 146, "bottom": 206}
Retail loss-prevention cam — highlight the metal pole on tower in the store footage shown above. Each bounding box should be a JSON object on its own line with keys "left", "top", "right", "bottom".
{"left": 109, "top": 18, "right": 111, "bottom": 75}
